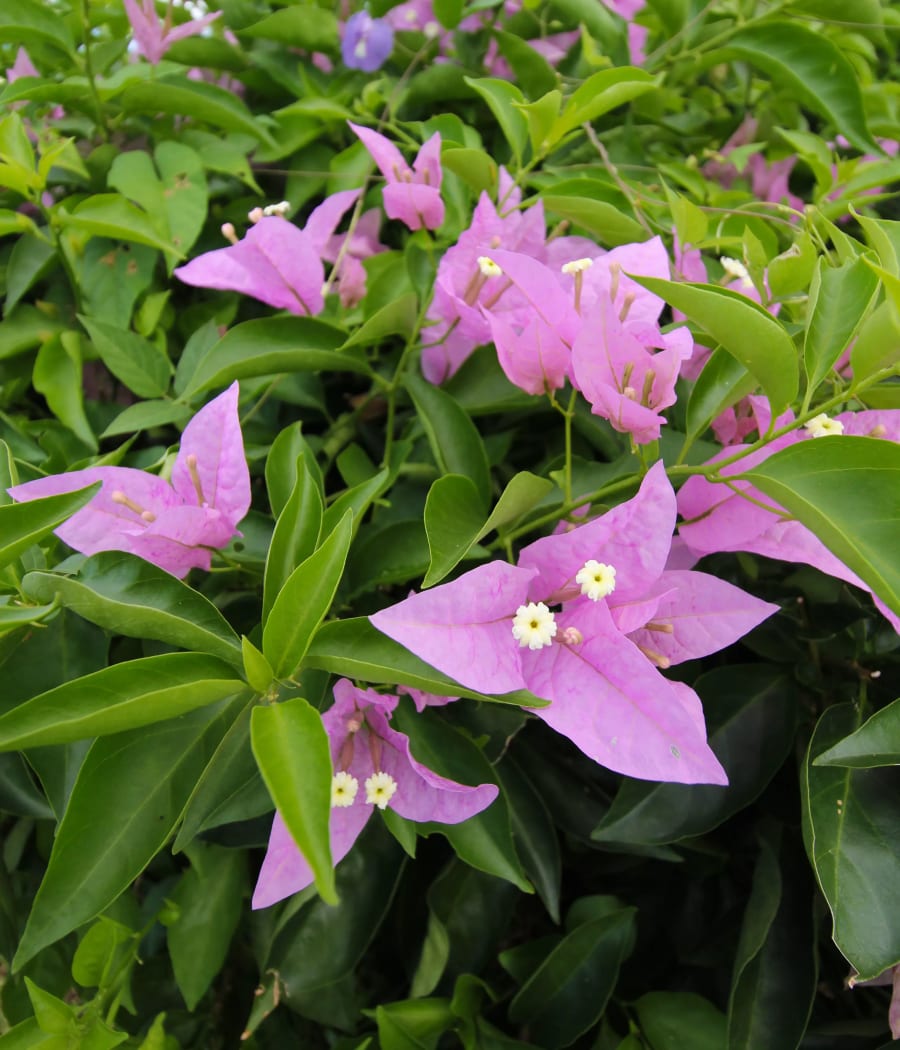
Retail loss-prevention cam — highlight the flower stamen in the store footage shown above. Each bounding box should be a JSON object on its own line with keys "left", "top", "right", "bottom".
{"left": 185, "top": 453, "right": 206, "bottom": 506}
{"left": 111, "top": 490, "right": 156, "bottom": 523}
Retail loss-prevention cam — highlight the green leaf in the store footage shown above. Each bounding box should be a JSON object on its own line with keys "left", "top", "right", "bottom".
{"left": 499, "top": 758, "right": 561, "bottom": 923}
{"left": 99, "top": 399, "right": 192, "bottom": 439}
{"left": 395, "top": 704, "right": 531, "bottom": 893}
{"left": 263, "top": 454, "right": 323, "bottom": 624}
{"left": 804, "top": 257, "right": 879, "bottom": 393}
{"left": 71, "top": 917, "right": 135, "bottom": 988}
{"left": 405, "top": 374, "right": 491, "bottom": 507}
{"left": 57, "top": 195, "right": 184, "bottom": 257}
{"left": 251, "top": 697, "right": 336, "bottom": 904}
{"left": 592, "top": 667, "right": 796, "bottom": 845}
{"left": 341, "top": 293, "right": 418, "bottom": 349}
{"left": 0, "top": 484, "right": 100, "bottom": 570}
{"left": 13, "top": 698, "right": 241, "bottom": 968}
{"left": 541, "top": 193, "right": 646, "bottom": 247}
{"left": 180, "top": 316, "right": 366, "bottom": 399}
{"left": 433, "top": 0, "right": 464, "bottom": 29}
{"left": 262, "top": 511, "right": 353, "bottom": 679}
{"left": 741, "top": 436, "right": 900, "bottom": 618}
{"left": 815, "top": 697, "right": 900, "bottom": 768}
{"left": 727, "top": 827, "right": 817, "bottom": 1050}
{"left": 635, "top": 992, "right": 727, "bottom": 1050}
{"left": 634, "top": 277, "right": 798, "bottom": 413}
{"left": 33, "top": 333, "right": 97, "bottom": 451}
{"left": 306, "top": 617, "right": 548, "bottom": 707}
{"left": 78, "top": 315, "right": 171, "bottom": 399}
{"left": 685, "top": 347, "right": 756, "bottom": 442}
{"left": 239, "top": 6, "right": 339, "bottom": 50}
{"left": 551, "top": 67, "right": 658, "bottom": 142}
{"left": 423, "top": 475, "right": 486, "bottom": 588}
{"left": 721, "top": 22, "right": 878, "bottom": 154}
{"left": 495, "top": 31, "right": 557, "bottom": 99}
{"left": 120, "top": 77, "right": 275, "bottom": 146}
{"left": 168, "top": 843, "right": 245, "bottom": 1009}
{"left": 850, "top": 300, "right": 900, "bottom": 383}
{"left": 5, "top": 233, "right": 57, "bottom": 317}
{"left": 0, "top": 0, "right": 74, "bottom": 55}
{"left": 508, "top": 910, "right": 636, "bottom": 1048}
{"left": 0, "top": 652, "right": 244, "bottom": 749}
{"left": 241, "top": 636, "right": 274, "bottom": 696}
{"left": 23, "top": 552, "right": 243, "bottom": 667}
{"left": 462, "top": 77, "right": 528, "bottom": 162}
{"left": 0, "top": 600, "right": 57, "bottom": 638}
{"left": 265, "top": 423, "right": 323, "bottom": 519}
{"left": 803, "top": 704, "right": 900, "bottom": 980}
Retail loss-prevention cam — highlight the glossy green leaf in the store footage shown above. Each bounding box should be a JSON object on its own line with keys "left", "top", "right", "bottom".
{"left": 463, "top": 77, "right": 528, "bottom": 162}
{"left": 423, "top": 475, "right": 486, "bottom": 588}
{"left": 592, "top": 667, "right": 796, "bottom": 845}
{"left": 803, "top": 704, "right": 900, "bottom": 980}
{"left": 265, "top": 423, "right": 324, "bottom": 519}
{"left": 0, "top": 484, "right": 99, "bottom": 570}
{"left": 635, "top": 991, "right": 727, "bottom": 1050}
{"left": 0, "top": 652, "right": 243, "bottom": 749}
{"left": 804, "top": 257, "right": 879, "bottom": 393}
{"left": 180, "top": 316, "right": 365, "bottom": 399}
{"left": 57, "top": 195, "right": 183, "bottom": 257}
{"left": 850, "top": 300, "right": 900, "bottom": 383}
{"left": 395, "top": 703, "right": 531, "bottom": 893}
{"left": 321, "top": 469, "right": 389, "bottom": 540}
{"left": 240, "top": 636, "right": 274, "bottom": 696}
{"left": 23, "top": 552, "right": 243, "bottom": 667}
{"left": 742, "top": 436, "right": 900, "bottom": 618}
{"left": 405, "top": 375, "right": 491, "bottom": 507}
{"left": 499, "top": 757, "right": 561, "bottom": 923}
{"left": 508, "top": 909, "right": 635, "bottom": 1048}
{"left": 551, "top": 67, "right": 658, "bottom": 141}
{"left": 263, "top": 455, "right": 323, "bottom": 623}
{"left": 0, "top": 0, "right": 74, "bottom": 54}
{"left": 341, "top": 292, "right": 418, "bottom": 349}
{"left": 495, "top": 31, "right": 557, "bottom": 98}
{"left": 251, "top": 697, "right": 336, "bottom": 904}
{"left": 542, "top": 192, "right": 646, "bottom": 247}
{"left": 33, "top": 333, "right": 96, "bottom": 451}
{"left": 5, "top": 234, "right": 57, "bottom": 317}
{"left": 262, "top": 510, "right": 352, "bottom": 679}
{"left": 722, "top": 23, "right": 878, "bottom": 154}
{"left": 306, "top": 617, "right": 547, "bottom": 707}
{"left": 685, "top": 347, "right": 756, "bottom": 441}
{"left": 13, "top": 698, "right": 240, "bottom": 969}
{"left": 727, "top": 826, "right": 817, "bottom": 1050}
{"left": 168, "top": 843, "right": 245, "bottom": 1009}
{"left": 120, "top": 77, "right": 275, "bottom": 145}
{"left": 239, "top": 6, "right": 339, "bottom": 50}
{"left": 635, "top": 277, "right": 798, "bottom": 412}
{"left": 99, "top": 399, "right": 192, "bottom": 439}
{"left": 815, "top": 697, "right": 900, "bottom": 768}
{"left": 78, "top": 315, "right": 171, "bottom": 399}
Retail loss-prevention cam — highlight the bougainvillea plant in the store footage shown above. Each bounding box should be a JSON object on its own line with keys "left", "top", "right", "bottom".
{"left": 0, "top": 0, "right": 899, "bottom": 1047}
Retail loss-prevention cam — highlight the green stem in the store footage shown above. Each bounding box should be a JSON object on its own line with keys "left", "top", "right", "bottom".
{"left": 79, "top": 0, "right": 109, "bottom": 140}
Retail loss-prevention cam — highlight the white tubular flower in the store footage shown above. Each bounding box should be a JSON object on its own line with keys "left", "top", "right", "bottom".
{"left": 331, "top": 772, "right": 359, "bottom": 808}
{"left": 263, "top": 200, "right": 291, "bottom": 217}
{"left": 365, "top": 771, "right": 398, "bottom": 810}
{"left": 561, "top": 257, "right": 593, "bottom": 275}
{"left": 477, "top": 255, "right": 502, "bottom": 277}
{"left": 512, "top": 602, "right": 558, "bottom": 650}
{"left": 576, "top": 560, "right": 617, "bottom": 601}
{"left": 804, "top": 413, "right": 844, "bottom": 438}
{"left": 720, "top": 256, "right": 752, "bottom": 285}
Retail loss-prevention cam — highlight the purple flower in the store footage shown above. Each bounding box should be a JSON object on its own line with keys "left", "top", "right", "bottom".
{"left": 373, "top": 463, "right": 778, "bottom": 784}
{"left": 174, "top": 190, "right": 363, "bottom": 315}
{"left": 8, "top": 383, "right": 250, "bottom": 578}
{"left": 678, "top": 407, "right": 900, "bottom": 632}
{"left": 123, "top": 0, "right": 221, "bottom": 65}
{"left": 252, "top": 680, "right": 498, "bottom": 908}
{"left": 349, "top": 122, "right": 444, "bottom": 232}
{"left": 341, "top": 11, "right": 394, "bottom": 72}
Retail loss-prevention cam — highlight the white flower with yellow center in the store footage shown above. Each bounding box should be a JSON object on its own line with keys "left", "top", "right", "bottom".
{"left": 331, "top": 771, "right": 359, "bottom": 808}
{"left": 512, "top": 602, "right": 557, "bottom": 650}
{"left": 561, "top": 257, "right": 593, "bottom": 275}
{"left": 576, "top": 560, "right": 617, "bottom": 601}
{"left": 477, "top": 255, "right": 502, "bottom": 277}
{"left": 365, "top": 771, "right": 398, "bottom": 810}
{"left": 804, "top": 413, "right": 844, "bottom": 438}
{"left": 720, "top": 256, "right": 753, "bottom": 286}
